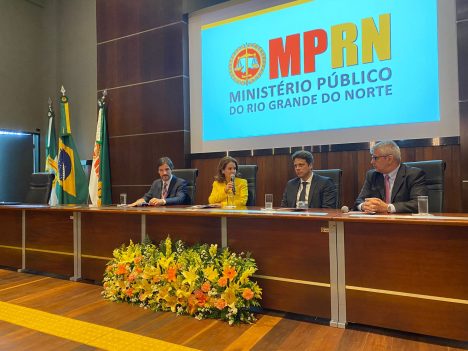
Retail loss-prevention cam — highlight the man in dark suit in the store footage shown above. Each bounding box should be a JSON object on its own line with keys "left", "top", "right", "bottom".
{"left": 354, "top": 140, "right": 428, "bottom": 213}
{"left": 129, "top": 157, "right": 188, "bottom": 206}
{"left": 281, "top": 150, "right": 337, "bottom": 208}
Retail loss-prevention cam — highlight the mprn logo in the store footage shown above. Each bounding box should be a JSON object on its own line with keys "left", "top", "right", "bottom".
{"left": 229, "top": 43, "right": 266, "bottom": 85}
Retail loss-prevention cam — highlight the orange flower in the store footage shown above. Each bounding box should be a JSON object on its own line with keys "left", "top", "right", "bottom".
{"left": 135, "top": 267, "right": 143, "bottom": 273}
{"left": 215, "top": 298, "right": 226, "bottom": 310}
{"left": 116, "top": 264, "right": 128, "bottom": 275}
{"left": 194, "top": 290, "right": 204, "bottom": 299}
{"left": 127, "top": 272, "right": 137, "bottom": 282}
{"left": 194, "top": 290, "right": 208, "bottom": 307}
{"left": 223, "top": 266, "right": 237, "bottom": 280}
{"left": 126, "top": 288, "right": 134, "bottom": 297}
{"left": 167, "top": 266, "right": 177, "bottom": 282}
{"left": 134, "top": 256, "right": 142, "bottom": 264}
{"left": 218, "top": 277, "right": 227, "bottom": 287}
{"left": 152, "top": 276, "right": 160, "bottom": 283}
{"left": 201, "top": 281, "right": 211, "bottom": 292}
{"left": 188, "top": 295, "right": 198, "bottom": 315}
{"left": 242, "top": 288, "right": 254, "bottom": 300}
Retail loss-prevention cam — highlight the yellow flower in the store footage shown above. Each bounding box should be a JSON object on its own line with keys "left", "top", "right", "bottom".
{"left": 165, "top": 237, "right": 173, "bottom": 256}
{"left": 221, "top": 287, "right": 237, "bottom": 305}
{"left": 165, "top": 295, "right": 178, "bottom": 312}
{"left": 176, "top": 286, "right": 192, "bottom": 300}
{"left": 182, "top": 266, "right": 198, "bottom": 287}
{"left": 209, "top": 244, "right": 218, "bottom": 258}
{"left": 203, "top": 265, "right": 219, "bottom": 282}
{"left": 138, "top": 279, "right": 154, "bottom": 301}
{"left": 142, "top": 265, "right": 161, "bottom": 280}
{"left": 238, "top": 267, "right": 256, "bottom": 284}
{"left": 157, "top": 286, "right": 171, "bottom": 301}
{"left": 158, "top": 255, "right": 174, "bottom": 270}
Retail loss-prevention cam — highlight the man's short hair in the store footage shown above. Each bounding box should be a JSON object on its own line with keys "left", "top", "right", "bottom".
{"left": 157, "top": 157, "right": 174, "bottom": 170}
{"left": 371, "top": 141, "right": 401, "bottom": 162}
{"left": 291, "top": 150, "right": 314, "bottom": 165}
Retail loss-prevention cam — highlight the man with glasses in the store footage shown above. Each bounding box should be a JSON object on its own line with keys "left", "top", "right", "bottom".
{"left": 354, "top": 141, "right": 427, "bottom": 213}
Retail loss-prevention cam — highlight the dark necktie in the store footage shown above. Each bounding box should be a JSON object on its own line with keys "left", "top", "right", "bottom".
{"left": 162, "top": 182, "right": 168, "bottom": 199}
{"left": 299, "top": 181, "right": 307, "bottom": 202}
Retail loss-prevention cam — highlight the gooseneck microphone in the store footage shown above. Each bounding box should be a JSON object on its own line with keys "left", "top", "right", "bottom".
{"left": 231, "top": 174, "right": 236, "bottom": 195}
{"left": 341, "top": 205, "right": 349, "bottom": 213}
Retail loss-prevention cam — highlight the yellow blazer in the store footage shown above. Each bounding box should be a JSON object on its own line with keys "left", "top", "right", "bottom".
{"left": 208, "top": 177, "right": 248, "bottom": 207}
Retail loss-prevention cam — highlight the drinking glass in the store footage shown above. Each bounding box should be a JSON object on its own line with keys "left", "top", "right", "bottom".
{"left": 417, "top": 196, "right": 429, "bottom": 215}
{"left": 265, "top": 194, "right": 273, "bottom": 210}
{"left": 225, "top": 193, "right": 236, "bottom": 208}
{"left": 119, "top": 193, "right": 127, "bottom": 206}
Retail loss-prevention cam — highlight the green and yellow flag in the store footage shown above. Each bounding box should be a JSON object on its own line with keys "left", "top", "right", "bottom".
{"left": 89, "top": 95, "right": 112, "bottom": 205}
{"left": 45, "top": 100, "right": 58, "bottom": 205}
{"left": 56, "top": 91, "right": 88, "bottom": 204}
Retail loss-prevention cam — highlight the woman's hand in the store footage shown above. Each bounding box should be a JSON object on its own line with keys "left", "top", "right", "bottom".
{"left": 225, "top": 181, "right": 234, "bottom": 193}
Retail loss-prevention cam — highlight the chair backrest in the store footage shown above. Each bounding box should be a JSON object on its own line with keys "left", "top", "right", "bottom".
{"left": 238, "top": 165, "right": 258, "bottom": 206}
{"left": 172, "top": 169, "right": 199, "bottom": 205}
{"left": 313, "top": 169, "right": 342, "bottom": 209}
{"left": 24, "top": 172, "right": 55, "bottom": 204}
{"left": 403, "top": 160, "right": 446, "bottom": 213}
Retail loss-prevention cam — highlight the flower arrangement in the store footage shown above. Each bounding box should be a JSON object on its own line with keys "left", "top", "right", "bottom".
{"left": 102, "top": 237, "right": 262, "bottom": 324}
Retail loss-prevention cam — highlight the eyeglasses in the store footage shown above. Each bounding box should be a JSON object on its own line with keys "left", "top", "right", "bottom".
{"left": 371, "top": 154, "right": 390, "bottom": 161}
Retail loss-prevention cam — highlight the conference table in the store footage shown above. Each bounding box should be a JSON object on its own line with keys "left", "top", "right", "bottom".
{"left": 0, "top": 204, "right": 466, "bottom": 341}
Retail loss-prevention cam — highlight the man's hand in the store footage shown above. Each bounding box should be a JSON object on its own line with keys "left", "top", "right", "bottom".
{"left": 128, "top": 199, "right": 145, "bottom": 207}
{"left": 148, "top": 198, "right": 165, "bottom": 206}
{"left": 362, "top": 198, "right": 388, "bottom": 213}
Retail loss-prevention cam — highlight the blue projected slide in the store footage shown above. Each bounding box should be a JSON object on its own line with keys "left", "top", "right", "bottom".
{"left": 201, "top": 0, "right": 439, "bottom": 142}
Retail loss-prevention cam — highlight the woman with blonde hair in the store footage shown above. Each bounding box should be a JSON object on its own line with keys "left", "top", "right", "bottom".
{"left": 208, "top": 156, "right": 248, "bottom": 207}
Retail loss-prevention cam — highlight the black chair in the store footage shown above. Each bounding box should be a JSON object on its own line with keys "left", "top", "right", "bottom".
{"left": 403, "top": 160, "right": 446, "bottom": 213}
{"left": 172, "top": 169, "right": 199, "bottom": 205}
{"left": 238, "top": 165, "right": 258, "bottom": 206}
{"left": 24, "top": 172, "right": 55, "bottom": 204}
{"left": 314, "top": 169, "right": 342, "bottom": 209}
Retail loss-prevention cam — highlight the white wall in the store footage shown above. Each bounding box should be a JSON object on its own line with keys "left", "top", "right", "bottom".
{"left": 0, "top": 0, "right": 97, "bottom": 164}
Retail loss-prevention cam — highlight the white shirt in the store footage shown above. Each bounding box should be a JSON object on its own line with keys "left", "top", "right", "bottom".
{"left": 295, "top": 173, "right": 313, "bottom": 205}
{"left": 385, "top": 165, "right": 400, "bottom": 213}
{"left": 161, "top": 175, "right": 173, "bottom": 200}
{"left": 358, "top": 165, "right": 400, "bottom": 212}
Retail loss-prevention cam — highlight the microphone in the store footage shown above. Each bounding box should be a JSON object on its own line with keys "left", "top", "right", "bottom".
{"left": 231, "top": 174, "right": 236, "bottom": 195}
{"left": 341, "top": 205, "right": 349, "bottom": 213}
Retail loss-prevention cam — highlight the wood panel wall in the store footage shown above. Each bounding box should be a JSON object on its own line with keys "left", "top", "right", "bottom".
{"left": 96, "top": 0, "right": 190, "bottom": 203}
{"left": 97, "top": 1, "right": 467, "bottom": 212}
{"left": 192, "top": 145, "right": 461, "bottom": 212}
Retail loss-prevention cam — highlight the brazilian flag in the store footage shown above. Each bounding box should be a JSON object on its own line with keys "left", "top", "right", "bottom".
{"left": 56, "top": 94, "right": 88, "bottom": 204}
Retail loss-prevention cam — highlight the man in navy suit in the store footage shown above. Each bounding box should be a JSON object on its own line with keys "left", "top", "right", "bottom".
{"left": 354, "top": 140, "right": 428, "bottom": 213}
{"left": 281, "top": 150, "right": 337, "bottom": 208}
{"left": 129, "top": 157, "right": 188, "bottom": 206}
